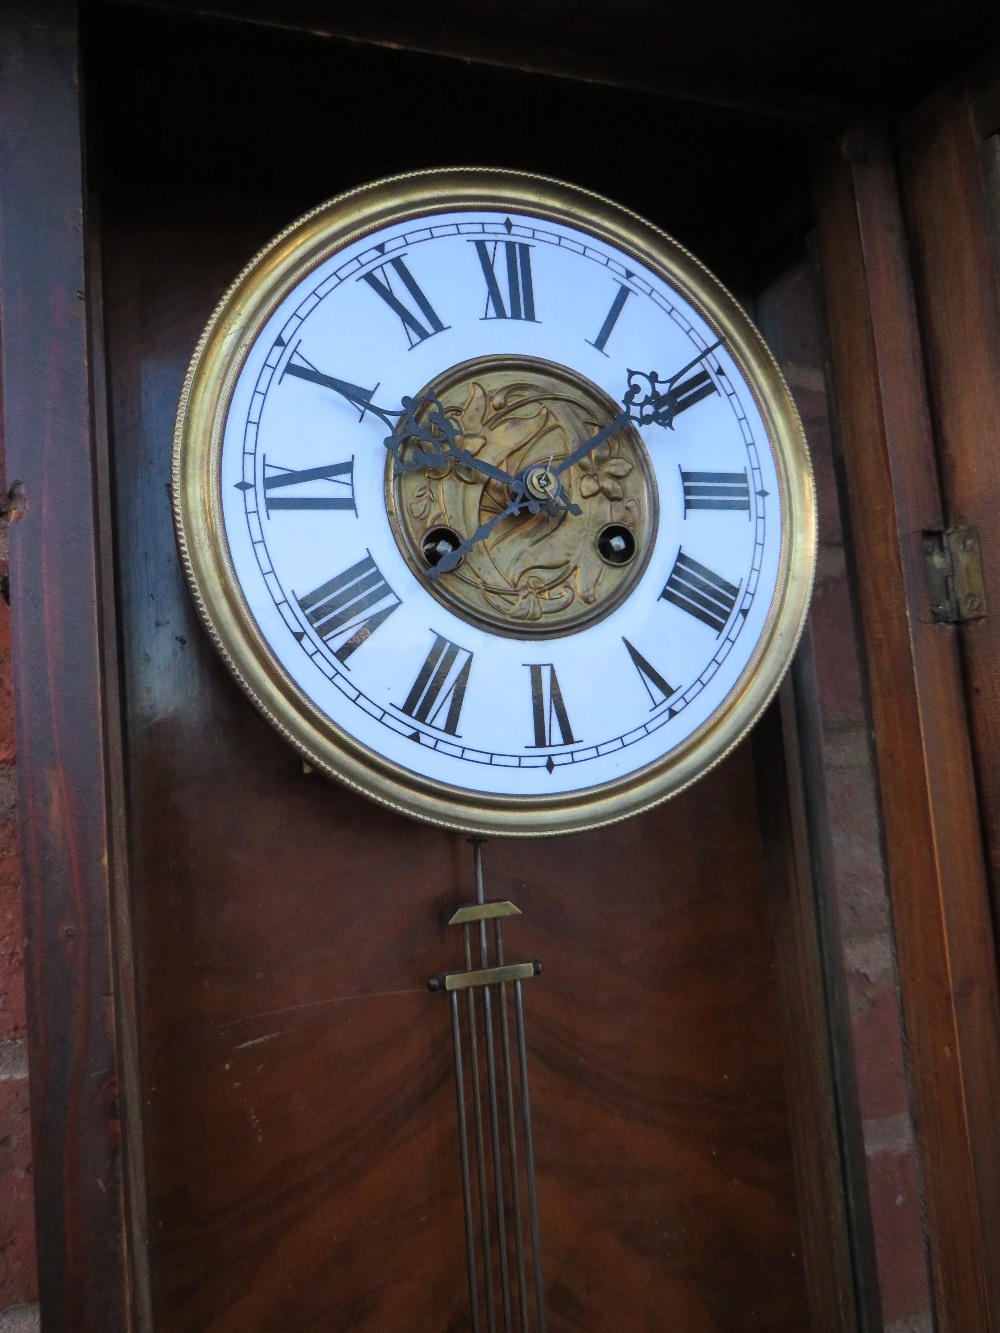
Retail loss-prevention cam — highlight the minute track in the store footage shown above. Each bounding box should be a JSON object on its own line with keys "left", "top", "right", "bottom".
{"left": 239, "top": 217, "right": 769, "bottom": 772}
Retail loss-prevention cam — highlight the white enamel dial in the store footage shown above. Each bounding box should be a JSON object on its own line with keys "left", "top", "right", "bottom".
{"left": 174, "top": 171, "right": 815, "bottom": 834}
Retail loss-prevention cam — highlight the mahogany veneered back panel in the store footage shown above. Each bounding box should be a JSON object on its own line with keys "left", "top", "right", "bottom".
{"left": 101, "top": 184, "right": 810, "bottom": 1331}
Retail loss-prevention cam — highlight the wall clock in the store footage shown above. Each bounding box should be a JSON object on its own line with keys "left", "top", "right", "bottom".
{"left": 173, "top": 168, "right": 815, "bottom": 835}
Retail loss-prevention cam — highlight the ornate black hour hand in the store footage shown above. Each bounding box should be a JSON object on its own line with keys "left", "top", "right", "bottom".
{"left": 624, "top": 339, "right": 723, "bottom": 430}
{"left": 282, "top": 349, "right": 400, "bottom": 431}
{"left": 285, "top": 350, "right": 522, "bottom": 488}
{"left": 389, "top": 395, "right": 522, "bottom": 490}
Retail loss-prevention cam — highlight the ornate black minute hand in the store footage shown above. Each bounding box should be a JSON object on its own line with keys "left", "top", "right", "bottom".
{"left": 554, "top": 339, "right": 725, "bottom": 478}
{"left": 623, "top": 339, "right": 723, "bottom": 430}
{"left": 554, "top": 407, "right": 631, "bottom": 477}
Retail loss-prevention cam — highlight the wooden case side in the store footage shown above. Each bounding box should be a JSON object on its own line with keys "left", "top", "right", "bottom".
{"left": 0, "top": 1, "right": 134, "bottom": 1327}
{"left": 816, "top": 126, "right": 1000, "bottom": 1333}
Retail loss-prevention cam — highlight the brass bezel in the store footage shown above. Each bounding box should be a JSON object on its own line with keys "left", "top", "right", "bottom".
{"left": 173, "top": 168, "right": 816, "bottom": 837}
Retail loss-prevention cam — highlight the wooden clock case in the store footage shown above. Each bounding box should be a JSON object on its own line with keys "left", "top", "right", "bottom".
{"left": 3, "top": 2, "right": 1000, "bottom": 1330}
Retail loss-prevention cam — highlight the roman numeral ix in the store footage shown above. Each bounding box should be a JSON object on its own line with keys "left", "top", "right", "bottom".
{"left": 400, "top": 634, "right": 473, "bottom": 736}
{"left": 681, "top": 470, "right": 751, "bottom": 515}
{"left": 263, "top": 458, "right": 356, "bottom": 515}
{"left": 359, "top": 255, "right": 448, "bottom": 348}
{"left": 660, "top": 550, "right": 741, "bottom": 635}
{"left": 298, "top": 553, "right": 401, "bottom": 665}
{"left": 472, "top": 239, "right": 537, "bottom": 321}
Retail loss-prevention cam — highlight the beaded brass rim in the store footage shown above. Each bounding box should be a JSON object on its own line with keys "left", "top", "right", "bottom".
{"left": 173, "top": 167, "right": 816, "bottom": 836}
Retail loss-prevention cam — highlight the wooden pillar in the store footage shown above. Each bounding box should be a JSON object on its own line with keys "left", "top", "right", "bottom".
{"left": 816, "top": 126, "right": 1000, "bottom": 1332}
{"left": 0, "top": 1, "right": 131, "bottom": 1326}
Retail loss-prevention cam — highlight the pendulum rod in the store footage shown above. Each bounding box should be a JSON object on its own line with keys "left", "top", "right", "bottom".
{"left": 450, "top": 987, "right": 481, "bottom": 1332}
{"left": 429, "top": 841, "right": 547, "bottom": 1332}
{"left": 462, "top": 860, "right": 497, "bottom": 1333}
{"left": 474, "top": 845, "right": 514, "bottom": 1333}
{"left": 495, "top": 909, "right": 529, "bottom": 1326}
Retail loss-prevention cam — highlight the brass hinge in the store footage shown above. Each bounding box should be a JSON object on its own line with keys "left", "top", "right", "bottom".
{"left": 923, "top": 525, "right": 987, "bottom": 623}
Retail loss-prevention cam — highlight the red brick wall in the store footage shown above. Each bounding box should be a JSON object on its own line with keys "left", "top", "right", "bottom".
{"left": 0, "top": 533, "right": 38, "bottom": 1316}
{"left": 761, "top": 260, "right": 933, "bottom": 1333}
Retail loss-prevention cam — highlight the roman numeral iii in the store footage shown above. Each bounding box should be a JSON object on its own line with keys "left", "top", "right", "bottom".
{"left": 359, "top": 255, "right": 448, "bottom": 348}
{"left": 660, "top": 550, "right": 741, "bottom": 635}
{"left": 400, "top": 634, "right": 473, "bottom": 735}
{"left": 472, "top": 239, "right": 537, "bottom": 321}
{"left": 298, "top": 553, "right": 401, "bottom": 665}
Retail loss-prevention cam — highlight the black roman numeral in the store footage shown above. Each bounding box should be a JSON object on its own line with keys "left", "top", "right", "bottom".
{"left": 587, "top": 283, "right": 632, "bottom": 355}
{"left": 359, "top": 256, "right": 448, "bottom": 348}
{"left": 298, "top": 553, "right": 401, "bottom": 665}
{"left": 281, "top": 348, "right": 378, "bottom": 413}
{"left": 663, "top": 367, "right": 717, "bottom": 422}
{"left": 681, "top": 470, "right": 751, "bottom": 515}
{"left": 526, "top": 664, "right": 577, "bottom": 748}
{"left": 622, "top": 639, "right": 675, "bottom": 708}
{"left": 472, "top": 239, "right": 537, "bottom": 321}
{"left": 660, "top": 550, "right": 740, "bottom": 635}
{"left": 400, "top": 634, "right": 473, "bottom": 735}
{"left": 263, "top": 458, "right": 356, "bottom": 515}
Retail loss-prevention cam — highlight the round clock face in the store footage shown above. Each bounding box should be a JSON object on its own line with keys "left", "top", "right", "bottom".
{"left": 174, "top": 170, "right": 815, "bottom": 835}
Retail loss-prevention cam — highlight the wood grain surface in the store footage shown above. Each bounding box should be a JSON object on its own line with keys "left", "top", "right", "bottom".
{"left": 94, "top": 0, "right": 1000, "bottom": 125}
{"left": 898, "top": 74, "right": 1000, "bottom": 1009}
{"left": 0, "top": 2, "right": 129, "bottom": 1327}
{"left": 0, "top": 4, "right": 863, "bottom": 1325}
{"left": 752, "top": 686, "right": 861, "bottom": 1333}
{"left": 101, "top": 181, "right": 813, "bottom": 1332}
{"left": 816, "top": 128, "right": 1000, "bottom": 1333}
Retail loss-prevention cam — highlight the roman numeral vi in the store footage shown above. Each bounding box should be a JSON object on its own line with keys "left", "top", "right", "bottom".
{"left": 526, "top": 663, "right": 577, "bottom": 748}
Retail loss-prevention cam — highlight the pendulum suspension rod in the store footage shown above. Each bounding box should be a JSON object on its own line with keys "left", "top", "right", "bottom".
{"left": 429, "top": 841, "right": 547, "bottom": 1333}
